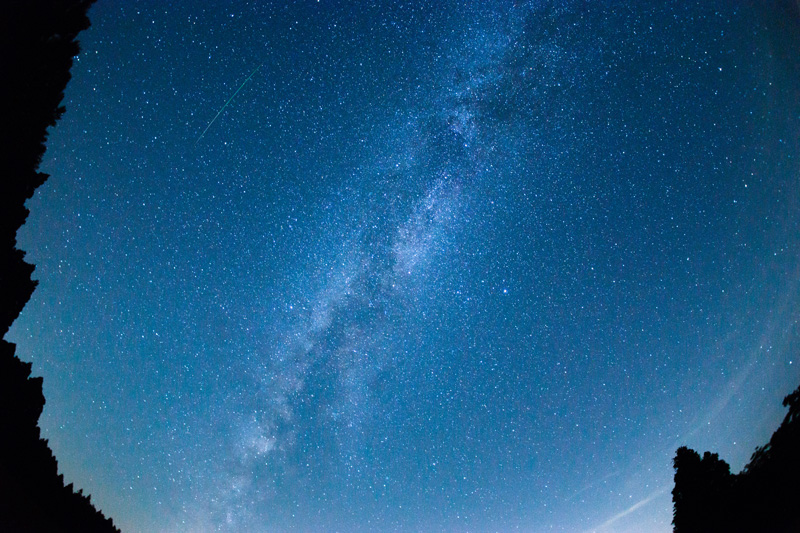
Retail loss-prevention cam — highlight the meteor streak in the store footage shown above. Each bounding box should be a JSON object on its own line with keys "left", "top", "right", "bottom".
{"left": 195, "top": 64, "right": 262, "bottom": 146}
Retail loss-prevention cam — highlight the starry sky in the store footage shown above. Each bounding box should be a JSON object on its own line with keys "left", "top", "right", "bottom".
{"left": 9, "top": 1, "right": 800, "bottom": 532}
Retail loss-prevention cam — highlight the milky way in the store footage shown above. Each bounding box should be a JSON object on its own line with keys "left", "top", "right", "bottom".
{"left": 9, "top": 1, "right": 800, "bottom": 532}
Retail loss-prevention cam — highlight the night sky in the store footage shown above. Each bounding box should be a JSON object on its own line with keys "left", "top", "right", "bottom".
{"left": 8, "top": 1, "right": 800, "bottom": 532}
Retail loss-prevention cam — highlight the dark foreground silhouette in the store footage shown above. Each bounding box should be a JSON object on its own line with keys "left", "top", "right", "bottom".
{"left": 1, "top": 1, "right": 118, "bottom": 530}
{"left": 673, "top": 384, "right": 800, "bottom": 532}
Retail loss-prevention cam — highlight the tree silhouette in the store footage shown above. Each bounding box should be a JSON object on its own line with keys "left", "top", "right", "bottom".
{"left": 672, "top": 383, "right": 800, "bottom": 532}
{"left": 1, "top": 1, "right": 118, "bottom": 530}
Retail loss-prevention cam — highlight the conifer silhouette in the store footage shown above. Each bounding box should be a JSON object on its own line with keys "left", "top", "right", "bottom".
{"left": 1, "top": 1, "right": 119, "bottom": 530}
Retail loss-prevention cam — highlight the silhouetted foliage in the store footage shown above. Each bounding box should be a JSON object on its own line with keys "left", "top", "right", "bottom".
{"left": 672, "top": 384, "right": 800, "bottom": 532}
{"left": 0, "top": 1, "right": 119, "bottom": 530}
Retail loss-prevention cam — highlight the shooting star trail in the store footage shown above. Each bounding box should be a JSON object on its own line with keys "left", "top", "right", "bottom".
{"left": 195, "top": 64, "right": 262, "bottom": 146}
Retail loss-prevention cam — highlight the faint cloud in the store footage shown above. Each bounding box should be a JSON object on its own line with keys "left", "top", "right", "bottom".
{"left": 584, "top": 485, "right": 670, "bottom": 533}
